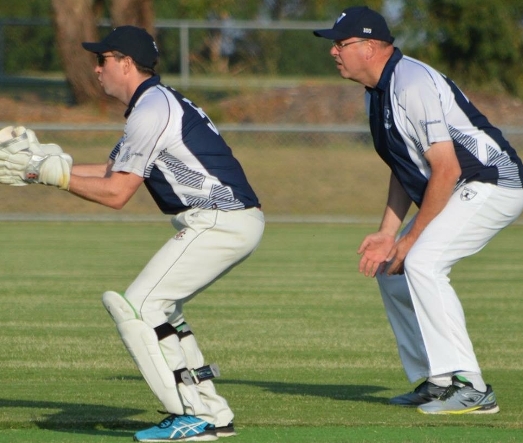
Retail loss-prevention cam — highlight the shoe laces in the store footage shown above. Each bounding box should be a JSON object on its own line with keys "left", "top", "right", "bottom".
{"left": 439, "top": 375, "right": 475, "bottom": 400}
{"left": 157, "top": 413, "right": 178, "bottom": 428}
{"left": 438, "top": 384, "right": 460, "bottom": 401}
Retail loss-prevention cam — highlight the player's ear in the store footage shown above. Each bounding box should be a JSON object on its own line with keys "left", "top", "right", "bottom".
{"left": 122, "top": 55, "right": 134, "bottom": 73}
{"left": 364, "top": 39, "right": 383, "bottom": 61}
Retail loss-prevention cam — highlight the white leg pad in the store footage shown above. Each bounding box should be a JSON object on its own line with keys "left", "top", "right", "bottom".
{"left": 102, "top": 290, "right": 185, "bottom": 414}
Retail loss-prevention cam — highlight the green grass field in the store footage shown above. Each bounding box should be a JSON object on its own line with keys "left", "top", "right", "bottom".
{"left": 1, "top": 221, "right": 522, "bottom": 443}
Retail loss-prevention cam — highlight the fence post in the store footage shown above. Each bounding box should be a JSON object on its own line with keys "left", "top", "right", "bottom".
{"left": 0, "top": 20, "right": 4, "bottom": 76}
{"left": 180, "top": 22, "right": 189, "bottom": 89}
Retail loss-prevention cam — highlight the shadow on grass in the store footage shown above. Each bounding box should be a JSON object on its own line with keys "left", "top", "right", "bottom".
{"left": 218, "top": 379, "right": 391, "bottom": 404}
{"left": 0, "top": 398, "right": 149, "bottom": 437}
{"left": 0, "top": 380, "right": 390, "bottom": 437}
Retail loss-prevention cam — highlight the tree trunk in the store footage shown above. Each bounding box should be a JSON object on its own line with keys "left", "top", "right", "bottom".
{"left": 51, "top": 0, "right": 106, "bottom": 104}
{"left": 52, "top": 0, "right": 155, "bottom": 106}
{"left": 110, "top": 0, "right": 155, "bottom": 35}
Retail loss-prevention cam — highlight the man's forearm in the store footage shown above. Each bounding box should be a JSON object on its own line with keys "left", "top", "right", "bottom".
{"left": 379, "top": 172, "right": 412, "bottom": 236}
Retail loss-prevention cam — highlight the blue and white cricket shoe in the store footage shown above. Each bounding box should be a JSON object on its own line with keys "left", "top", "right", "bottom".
{"left": 134, "top": 414, "right": 218, "bottom": 442}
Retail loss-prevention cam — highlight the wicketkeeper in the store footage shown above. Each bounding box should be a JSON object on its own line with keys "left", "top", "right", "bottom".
{"left": 0, "top": 26, "right": 265, "bottom": 442}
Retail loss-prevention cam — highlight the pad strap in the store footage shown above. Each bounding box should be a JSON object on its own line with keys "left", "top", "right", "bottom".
{"left": 173, "top": 364, "right": 220, "bottom": 385}
{"left": 153, "top": 322, "right": 218, "bottom": 386}
{"left": 154, "top": 321, "right": 193, "bottom": 341}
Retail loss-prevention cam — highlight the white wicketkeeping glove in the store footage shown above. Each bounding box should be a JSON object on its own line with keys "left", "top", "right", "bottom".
{"left": 0, "top": 125, "right": 15, "bottom": 143}
{"left": 0, "top": 126, "right": 72, "bottom": 189}
{"left": 0, "top": 126, "right": 33, "bottom": 186}
{"left": 24, "top": 152, "right": 73, "bottom": 190}
{"left": 13, "top": 126, "right": 64, "bottom": 155}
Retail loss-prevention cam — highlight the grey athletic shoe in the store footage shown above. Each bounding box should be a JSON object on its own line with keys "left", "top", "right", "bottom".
{"left": 390, "top": 380, "right": 448, "bottom": 406}
{"left": 417, "top": 375, "right": 500, "bottom": 415}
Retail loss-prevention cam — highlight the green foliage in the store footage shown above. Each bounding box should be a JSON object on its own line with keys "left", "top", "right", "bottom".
{"left": 398, "top": 0, "right": 523, "bottom": 95}
{"left": 155, "top": 0, "right": 259, "bottom": 20}
{"left": 2, "top": 1, "right": 523, "bottom": 96}
{"left": 153, "top": 0, "right": 380, "bottom": 21}
{"left": 155, "top": 27, "right": 181, "bottom": 73}
{"left": 277, "top": 30, "right": 337, "bottom": 75}
{"left": 3, "top": 23, "right": 61, "bottom": 74}
{"left": 152, "top": 0, "right": 384, "bottom": 76}
{"left": 0, "top": 0, "right": 51, "bottom": 17}
{"left": 0, "top": 1, "right": 59, "bottom": 74}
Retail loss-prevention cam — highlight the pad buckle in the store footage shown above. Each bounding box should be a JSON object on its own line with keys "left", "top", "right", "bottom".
{"left": 174, "top": 364, "right": 220, "bottom": 386}
{"left": 190, "top": 364, "right": 220, "bottom": 384}
{"left": 173, "top": 368, "right": 194, "bottom": 386}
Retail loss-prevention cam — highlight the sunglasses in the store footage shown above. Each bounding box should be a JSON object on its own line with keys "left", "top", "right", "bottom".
{"left": 96, "top": 53, "right": 116, "bottom": 67}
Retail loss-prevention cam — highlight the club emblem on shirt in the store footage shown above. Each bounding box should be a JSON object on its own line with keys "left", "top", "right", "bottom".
{"left": 460, "top": 186, "right": 477, "bottom": 201}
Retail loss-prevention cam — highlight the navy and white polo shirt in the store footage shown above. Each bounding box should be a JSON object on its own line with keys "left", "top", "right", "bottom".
{"left": 109, "top": 76, "right": 259, "bottom": 214}
{"left": 366, "top": 48, "right": 523, "bottom": 207}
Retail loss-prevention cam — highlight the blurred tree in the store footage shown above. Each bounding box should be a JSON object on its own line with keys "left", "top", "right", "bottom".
{"left": 51, "top": 0, "right": 100, "bottom": 104}
{"left": 167, "top": 0, "right": 386, "bottom": 75}
{"left": 155, "top": 0, "right": 261, "bottom": 75}
{"left": 154, "top": 0, "right": 258, "bottom": 19}
{"left": 258, "top": 0, "right": 384, "bottom": 20}
{"left": 4, "top": 0, "right": 523, "bottom": 99}
{"left": 110, "top": 0, "right": 155, "bottom": 29}
{"left": 0, "top": 1, "right": 60, "bottom": 74}
{"left": 51, "top": 0, "right": 154, "bottom": 105}
{"left": 255, "top": 0, "right": 386, "bottom": 76}
{"left": 397, "top": 0, "right": 523, "bottom": 95}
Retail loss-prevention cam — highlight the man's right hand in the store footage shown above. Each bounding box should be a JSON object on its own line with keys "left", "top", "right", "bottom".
{"left": 357, "top": 232, "right": 396, "bottom": 277}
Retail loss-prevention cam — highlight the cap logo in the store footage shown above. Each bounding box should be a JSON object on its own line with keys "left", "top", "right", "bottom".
{"left": 336, "top": 12, "right": 346, "bottom": 23}
{"left": 363, "top": 28, "right": 372, "bottom": 34}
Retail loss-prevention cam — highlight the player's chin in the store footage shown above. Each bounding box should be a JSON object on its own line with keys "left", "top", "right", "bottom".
{"left": 338, "top": 70, "right": 351, "bottom": 80}
{"left": 101, "top": 84, "right": 112, "bottom": 95}
{"left": 336, "top": 64, "right": 349, "bottom": 77}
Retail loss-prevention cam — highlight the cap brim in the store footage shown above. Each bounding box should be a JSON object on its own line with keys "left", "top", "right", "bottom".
{"left": 81, "top": 42, "right": 111, "bottom": 53}
{"left": 313, "top": 29, "right": 352, "bottom": 40}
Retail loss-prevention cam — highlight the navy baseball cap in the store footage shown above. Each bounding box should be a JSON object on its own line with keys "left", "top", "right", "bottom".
{"left": 82, "top": 25, "right": 159, "bottom": 69}
{"left": 313, "top": 6, "right": 394, "bottom": 43}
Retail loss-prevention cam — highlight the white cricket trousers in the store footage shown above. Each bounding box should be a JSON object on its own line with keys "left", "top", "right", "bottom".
{"left": 376, "top": 182, "right": 523, "bottom": 383}
{"left": 124, "top": 207, "right": 265, "bottom": 425}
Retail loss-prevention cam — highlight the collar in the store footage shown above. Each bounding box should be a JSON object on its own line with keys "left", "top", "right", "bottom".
{"left": 367, "top": 47, "right": 403, "bottom": 93}
{"left": 124, "top": 75, "right": 161, "bottom": 118}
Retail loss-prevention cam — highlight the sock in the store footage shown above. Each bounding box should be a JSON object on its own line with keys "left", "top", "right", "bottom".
{"left": 454, "top": 371, "right": 487, "bottom": 392}
{"left": 427, "top": 374, "right": 452, "bottom": 387}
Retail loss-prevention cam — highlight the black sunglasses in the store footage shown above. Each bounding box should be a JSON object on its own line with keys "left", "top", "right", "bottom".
{"left": 96, "top": 53, "right": 116, "bottom": 67}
